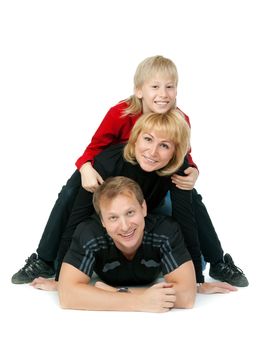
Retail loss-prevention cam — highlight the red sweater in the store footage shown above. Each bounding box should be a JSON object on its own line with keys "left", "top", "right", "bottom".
{"left": 75, "top": 101, "right": 197, "bottom": 170}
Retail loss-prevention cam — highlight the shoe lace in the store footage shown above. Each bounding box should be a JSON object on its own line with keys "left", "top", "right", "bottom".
{"left": 21, "top": 254, "right": 37, "bottom": 271}
{"left": 21, "top": 254, "right": 44, "bottom": 278}
{"left": 223, "top": 257, "right": 244, "bottom": 276}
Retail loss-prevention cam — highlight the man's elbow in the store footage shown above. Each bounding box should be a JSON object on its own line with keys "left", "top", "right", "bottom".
{"left": 58, "top": 287, "right": 73, "bottom": 309}
{"left": 182, "top": 294, "right": 195, "bottom": 309}
{"left": 176, "top": 289, "right": 196, "bottom": 309}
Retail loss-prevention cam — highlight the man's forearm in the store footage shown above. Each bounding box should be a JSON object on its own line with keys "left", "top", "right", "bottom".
{"left": 58, "top": 282, "right": 143, "bottom": 312}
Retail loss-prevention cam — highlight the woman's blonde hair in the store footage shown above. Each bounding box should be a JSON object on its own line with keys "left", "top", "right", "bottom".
{"left": 123, "top": 109, "right": 190, "bottom": 176}
{"left": 123, "top": 55, "right": 178, "bottom": 117}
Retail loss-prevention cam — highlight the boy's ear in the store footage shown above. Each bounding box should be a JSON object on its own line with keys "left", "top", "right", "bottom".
{"left": 135, "top": 87, "right": 143, "bottom": 99}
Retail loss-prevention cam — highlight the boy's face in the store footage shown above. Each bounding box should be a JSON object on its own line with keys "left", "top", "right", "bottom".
{"left": 100, "top": 192, "right": 147, "bottom": 259}
{"left": 135, "top": 73, "right": 177, "bottom": 113}
{"left": 135, "top": 129, "right": 175, "bottom": 172}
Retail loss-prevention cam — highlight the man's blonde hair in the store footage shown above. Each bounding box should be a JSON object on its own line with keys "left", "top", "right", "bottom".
{"left": 124, "top": 110, "right": 190, "bottom": 176}
{"left": 93, "top": 176, "right": 145, "bottom": 218}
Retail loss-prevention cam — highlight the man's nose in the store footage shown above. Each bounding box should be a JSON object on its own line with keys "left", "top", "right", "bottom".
{"left": 120, "top": 217, "right": 129, "bottom": 231}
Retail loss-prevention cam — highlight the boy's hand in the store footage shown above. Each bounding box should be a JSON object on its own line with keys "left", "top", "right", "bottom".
{"left": 171, "top": 167, "right": 199, "bottom": 190}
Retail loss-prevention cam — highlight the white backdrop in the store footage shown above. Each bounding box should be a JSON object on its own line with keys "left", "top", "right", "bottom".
{"left": 1, "top": 1, "right": 255, "bottom": 349}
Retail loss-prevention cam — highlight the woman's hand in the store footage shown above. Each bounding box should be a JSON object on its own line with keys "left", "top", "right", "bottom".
{"left": 30, "top": 277, "right": 58, "bottom": 291}
{"left": 197, "top": 282, "right": 237, "bottom": 294}
{"left": 80, "top": 162, "right": 104, "bottom": 192}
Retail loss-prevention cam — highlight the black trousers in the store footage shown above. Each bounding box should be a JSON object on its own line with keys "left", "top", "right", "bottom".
{"left": 36, "top": 170, "right": 81, "bottom": 262}
{"left": 192, "top": 189, "right": 223, "bottom": 264}
{"left": 36, "top": 170, "right": 224, "bottom": 279}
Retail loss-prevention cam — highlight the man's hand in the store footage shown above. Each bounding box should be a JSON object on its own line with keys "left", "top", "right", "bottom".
{"left": 96, "top": 281, "right": 176, "bottom": 313}
{"left": 171, "top": 167, "right": 199, "bottom": 190}
{"left": 80, "top": 162, "right": 104, "bottom": 192}
{"left": 140, "top": 282, "right": 176, "bottom": 313}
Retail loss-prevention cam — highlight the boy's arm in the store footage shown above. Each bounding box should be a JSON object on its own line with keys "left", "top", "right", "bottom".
{"left": 171, "top": 166, "right": 199, "bottom": 190}
{"left": 179, "top": 109, "right": 198, "bottom": 170}
{"left": 58, "top": 263, "right": 177, "bottom": 313}
{"left": 75, "top": 102, "right": 131, "bottom": 170}
{"left": 164, "top": 260, "right": 197, "bottom": 309}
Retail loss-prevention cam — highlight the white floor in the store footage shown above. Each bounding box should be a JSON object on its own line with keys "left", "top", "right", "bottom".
{"left": 2, "top": 251, "right": 255, "bottom": 350}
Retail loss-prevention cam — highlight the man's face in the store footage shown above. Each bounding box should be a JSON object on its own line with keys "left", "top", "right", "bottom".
{"left": 100, "top": 192, "right": 147, "bottom": 259}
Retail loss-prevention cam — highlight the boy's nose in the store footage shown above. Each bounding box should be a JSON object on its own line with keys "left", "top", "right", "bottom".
{"left": 159, "top": 87, "right": 167, "bottom": 97}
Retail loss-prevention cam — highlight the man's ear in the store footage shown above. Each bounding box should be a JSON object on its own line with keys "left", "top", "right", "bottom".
{"left": 142, "top": 200, "right": 147, "bottom": 217}
{"left": 100, "top": 217, "right": 106, "bottom": 228}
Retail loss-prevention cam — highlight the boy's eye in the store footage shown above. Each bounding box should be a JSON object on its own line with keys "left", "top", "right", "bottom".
{"left": 151, "top": 85, "right": 158, "bottom": 89}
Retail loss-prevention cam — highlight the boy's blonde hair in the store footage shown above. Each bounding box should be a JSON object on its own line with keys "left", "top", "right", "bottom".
{"left": 123, "top": 110, "right": 190, "bottom": 176}
{"left": 124, "top": 55, "right": 178, "bottom": 116}
{"left": 93, "top": 176, "right": 145, "bottom": 218}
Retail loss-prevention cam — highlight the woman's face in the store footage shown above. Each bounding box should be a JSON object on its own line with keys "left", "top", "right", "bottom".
{"left": 134, "top": 129, "right": 175, "bottom": 172}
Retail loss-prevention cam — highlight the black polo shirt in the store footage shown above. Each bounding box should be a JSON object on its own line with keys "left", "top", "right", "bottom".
{"left": 64, "top": 214, "right": 191, "bottom": 286}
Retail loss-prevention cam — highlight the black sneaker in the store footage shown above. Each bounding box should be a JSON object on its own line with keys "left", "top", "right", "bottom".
{"left": 11, "top": 253, "right": 55, "bottom": 284}
{"left": 209, "top": 253, "right": 249, "bottom": 287}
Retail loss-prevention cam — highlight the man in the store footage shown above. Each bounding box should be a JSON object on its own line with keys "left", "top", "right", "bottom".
{"left": 57, "top": 176, "right": 196, "bottom": 312}
{"left": 31, "top": 176, "right": 236, "bottom": 311}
